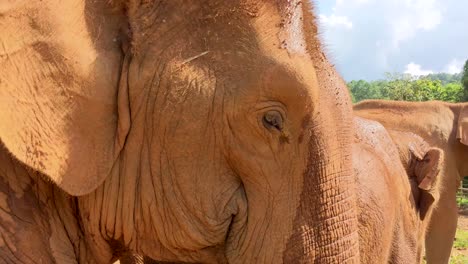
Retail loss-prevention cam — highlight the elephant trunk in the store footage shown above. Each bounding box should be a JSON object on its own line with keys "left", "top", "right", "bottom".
{"left": 284, "top": 133, "right": 360, "bottom": 263}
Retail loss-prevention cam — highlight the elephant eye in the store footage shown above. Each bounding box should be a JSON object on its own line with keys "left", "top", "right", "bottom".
{"left": 262, "top": 111, "right": 284, "bottom": 132}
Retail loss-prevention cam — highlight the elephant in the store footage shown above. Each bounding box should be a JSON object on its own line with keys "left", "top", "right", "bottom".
{"left": 354, "top": 100, "right": 468, "bottom": 263}
{"left": 0, "top": 0, "right": 360, "bottom": 263}
{"left": 122, "top": 119, "right": 446, "bottom": 264}
{"left": 353, "top": 117, "right": 443, "bottom": 263}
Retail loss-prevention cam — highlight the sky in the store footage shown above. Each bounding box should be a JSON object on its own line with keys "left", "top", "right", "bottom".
{"left": 314, "top": 0, "right": 468, "bottom": 81}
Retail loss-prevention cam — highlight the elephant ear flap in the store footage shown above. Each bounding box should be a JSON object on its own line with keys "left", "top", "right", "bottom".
{"left": 0, "top": 0, "right": 128, "bottom": 196}
{"left": 414, "top": 148, "right": 443, "bottom": 220}
{"left": 457, "top": 105, "right": 468, "bottom": 146}
{"left": 416, "top": 148, "right": 443, "bottom": 191}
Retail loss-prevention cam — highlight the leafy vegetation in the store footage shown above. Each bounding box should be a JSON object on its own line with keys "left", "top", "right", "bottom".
{"left": 463, "top": 60, "right": 468, "bottom": 101}
{"left": 348, "top": 71, "right": 466, "bottom": 103}
{"left": 422, "top": 72, "right": 462, "bottom": 85}
{"left": 458, "top": 177, "right": 468, "bottom": 207}
{"left": 457, "top": 195, "right": 468, "bottom": 208}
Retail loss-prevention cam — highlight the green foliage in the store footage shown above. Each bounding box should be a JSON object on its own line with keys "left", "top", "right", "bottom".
{"left": 457, "top": 177, "right": 468, "bottom": 207}
{"left": 463, "top": 60, "right": 468, "bottom": 101}
{"left": 348, "top": 80, "right": 386, "bottom": 103}
{"left": 348, "top": 71, "right": 465, "bottom": 103}
{"left": 457, "top": 195, "right": 468, "bottom": 207}
{"left": 442, "top": 83, "right": 465, "bottom": 102}
{"left": 421, "top": 72, "right": 462, "bottom": 85}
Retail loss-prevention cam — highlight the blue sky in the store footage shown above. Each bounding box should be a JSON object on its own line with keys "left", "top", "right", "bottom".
{"left": 314, "top": 0, "right": 468, "bottom": 81}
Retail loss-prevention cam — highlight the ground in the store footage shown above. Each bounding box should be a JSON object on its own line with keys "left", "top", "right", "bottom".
{"left": 451, "top": 207, "right": 468, "bottom": 263}
{"left": 421, "top": 211, "right": 468, "bottom": 264}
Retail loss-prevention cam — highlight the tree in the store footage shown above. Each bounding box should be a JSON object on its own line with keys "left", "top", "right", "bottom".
{"left": 381, "top": 73, "right": 416, "bottom": 101}
{"left": 348, "top": 79, "right": 387, "bottom": 103}
{"left": 463, "top": 59, "right": 468, "bottom": 101}
{"left": 441, "top": 83, "right": 463, "bottom": 102}
{"left": 421, "top": 72, "right": 462, "bottom": 85}
{"left": 348, "top": 71, "right": 465, "bottom": 103}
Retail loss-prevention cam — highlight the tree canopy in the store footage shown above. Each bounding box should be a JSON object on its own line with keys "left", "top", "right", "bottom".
{"left": 463, "top": 60, "right": 468, "bottom": 101}
{"left": 348, "top": 71, "right": 466, "bottom": 103}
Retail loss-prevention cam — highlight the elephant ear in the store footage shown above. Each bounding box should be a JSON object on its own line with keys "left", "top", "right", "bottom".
{"left": 413, "top": 148, "right": 443, "bottom": 220}
{"left": 0, "top": 0, "right": 128, "bottom": 195}
{"left": 457, "top": 105, "right": 468, "bottom": 146}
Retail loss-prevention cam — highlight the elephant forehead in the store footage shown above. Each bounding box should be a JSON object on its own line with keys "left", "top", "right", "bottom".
{"left": 163, "top": 49, "right": 315, "bottom": 106}
{"left": 166, "top": 57, "right": 216, "bottom": 97}
{"left": 252, "top": 0, "right": 307, "bottom": 57}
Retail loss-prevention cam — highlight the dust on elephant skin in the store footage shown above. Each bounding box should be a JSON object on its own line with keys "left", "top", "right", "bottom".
{"left": 0, "top": 0, "right": 359, "bottom": 263}
{"left": 355, "top": 100, "right": 468, "bottom": 263}
{"left": 353, "top": 117, "right": 444, "bottom": 264}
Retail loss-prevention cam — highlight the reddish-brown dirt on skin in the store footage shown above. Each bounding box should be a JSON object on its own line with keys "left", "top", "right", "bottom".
{"left": 1, "top": 0, "right": 360, "bottom": 263}
{"left": 354, "top": 100, "right": 468, "bottom": 264}
{"left": 353, "top": 116, "right": 443, "bottom": 264}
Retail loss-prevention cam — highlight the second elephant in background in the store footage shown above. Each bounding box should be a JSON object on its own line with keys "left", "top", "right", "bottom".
{"left": 355, "top": 100, "right": 468, "bottom": 263}
{"left": 354, "top": 117, "right": 443, "bottom": 263}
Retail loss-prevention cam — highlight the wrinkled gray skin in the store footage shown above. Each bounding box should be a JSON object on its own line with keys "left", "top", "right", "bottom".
{"left": 0, "top": 0, "right": 359, "bottom": 263}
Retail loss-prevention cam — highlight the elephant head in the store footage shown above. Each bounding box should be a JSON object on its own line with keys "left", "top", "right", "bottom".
{"left": 0, "top": 0, "right": 359, "bottom": 263}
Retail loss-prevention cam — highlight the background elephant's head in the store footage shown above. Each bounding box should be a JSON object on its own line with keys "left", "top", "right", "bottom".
{"left": 0, "top": 0, "right": 359, "bottom": 263}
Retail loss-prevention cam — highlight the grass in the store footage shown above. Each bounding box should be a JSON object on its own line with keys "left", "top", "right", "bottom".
{"left": 450, "top": 254, "right": 468, "bottom": 264}
{"left": 454, "top": 229, "right": 468, "bottom": 250}
{"left": 449, "top": 229, "right": 468, "bottom": 264}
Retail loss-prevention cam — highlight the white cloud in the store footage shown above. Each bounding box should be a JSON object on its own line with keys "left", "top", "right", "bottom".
{"left": 404, "top": 62, "right": 434, "bottom": 76}
{"left": 336, "top": 0, "right": 370, "bottom": 5}
{"left": 335, "top": 0, "right": 443, "bottom": 51}
{"left": 444, "top": 59, "right": 464, "bottom": 74}
{"left": 315, "top": 0, "right": 468, "bottom": 80}
{"left": 390, "top": 0, "right": 442, "bottom": 49}
{"left": 403, "top": 60, "right": 463, "bottom": 76}
{"left": 319, "top": 14, "right": 353, "bottom": 29}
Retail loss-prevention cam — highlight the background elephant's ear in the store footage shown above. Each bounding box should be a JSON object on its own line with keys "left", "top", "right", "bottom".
{"left": 414, "top": 148, "right": 443, "bottom": 220}
{"left": 415, "top": 148, "right": 443, "bottom": 191}
{"left": 0, "top": 0, "right": 129, "bottom": 195}
{"left": 457, "top": 106, "right": 468, "bottom": 146}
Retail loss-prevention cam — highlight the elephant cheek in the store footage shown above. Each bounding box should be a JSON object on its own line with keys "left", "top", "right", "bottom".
{"left": 224, "top": 188, "right": 248, "bottom": 252}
